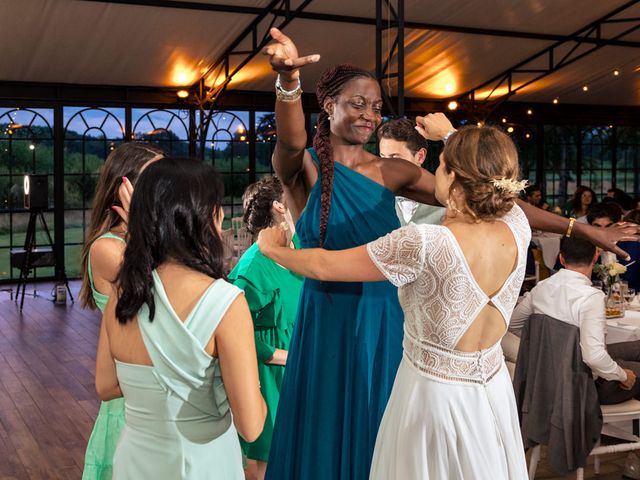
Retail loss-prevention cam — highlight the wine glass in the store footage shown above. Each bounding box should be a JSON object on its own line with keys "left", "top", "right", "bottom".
{"left": 624, "top": 288, "right": 636, "bottom": 305}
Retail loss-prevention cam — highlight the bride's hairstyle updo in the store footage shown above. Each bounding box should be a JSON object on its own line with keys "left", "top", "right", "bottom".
{"left": 442, "top": 126, "right": 521, "bottom": 221}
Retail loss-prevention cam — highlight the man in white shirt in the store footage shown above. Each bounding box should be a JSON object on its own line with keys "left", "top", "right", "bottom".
{"left": 378, "top": 118, "right": 444, "bottom": 226}
{"left": 511, "top": 235, "right": 640, "bottom": 404}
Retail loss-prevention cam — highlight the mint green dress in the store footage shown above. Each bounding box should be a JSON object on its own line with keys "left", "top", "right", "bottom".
{"left": 228, "top": 237, "right": 303, "bottom": 462}
{"left": 112, "top": 270, "right": 245, "bottom": 479}
{"left": 83, "top": 232, "right": 126, "bottom": 480}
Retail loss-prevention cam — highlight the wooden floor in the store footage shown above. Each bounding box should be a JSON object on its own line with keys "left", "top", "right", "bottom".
{"left": 0, "top": 281, "right": 634, "bottom": 479}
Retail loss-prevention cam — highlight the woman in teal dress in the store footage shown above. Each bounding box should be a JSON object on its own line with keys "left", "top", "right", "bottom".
{"left": 80, "top": 142, "right": 164, "bottom": 480}
{"left": 228, "top": 176, "right": 303, "bottom": 480}
{"left": 95, "top": 157, "right": 266, "bottom": 479}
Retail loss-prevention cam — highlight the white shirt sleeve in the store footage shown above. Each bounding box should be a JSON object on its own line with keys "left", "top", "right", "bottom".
{"left": 577, "top": 291, "right": 626, "bottom": 382}
{"left": 509, "top": 291, "right": 534, "bottom": 336}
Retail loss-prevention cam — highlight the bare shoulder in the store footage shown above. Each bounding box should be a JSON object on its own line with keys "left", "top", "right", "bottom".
{"left": 90, "top": 236, "right": 126, "bottom": 284}
{"left": 375, "top": 154, "right": 421, "bottom": 191}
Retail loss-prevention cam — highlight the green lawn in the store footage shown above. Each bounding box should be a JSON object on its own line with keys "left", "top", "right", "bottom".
{"left": 0, "top": 226, "right": 84, "bottom": 280}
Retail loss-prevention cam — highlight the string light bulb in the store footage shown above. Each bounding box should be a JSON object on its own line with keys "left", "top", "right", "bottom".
{"left": 582, "top": 85, "right": 589, "bottom": 92}
{"left": 553, "top": 98, "right": 559, "bottom": 104}
{"left": 614, "top": 69, "right": 620, "bottom": 76}
{"left": 507, "top": 126, "right": 514, "bottom": 133}
{"left": 525, "top": 133, "right": 531, "bottom": 139}
{"left": 501, "top": 118, "right": 507, "bottom": 123}
{"left": 176, "top": 89, "right": 189, "bottom": 99}
{"left": 447, "top": 101, "right": 458, "bottom": 111}
{"left": 527, "top": 109, "right": 533, "bottom": 115}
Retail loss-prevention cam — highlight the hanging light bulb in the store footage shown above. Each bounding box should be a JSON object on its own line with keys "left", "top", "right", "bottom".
{"left": 553, "top": 98, "right": 559, "bottom": 104}
{"left": 447, "top": 101, "right": 458, "bottom": 111}
{"left": 582, "top": 85, "right": 589, "bottom": 92}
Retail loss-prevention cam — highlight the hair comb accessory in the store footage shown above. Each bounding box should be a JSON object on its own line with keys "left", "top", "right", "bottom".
{"left": 490, "top": 177, "right": 529, "bottom": 195}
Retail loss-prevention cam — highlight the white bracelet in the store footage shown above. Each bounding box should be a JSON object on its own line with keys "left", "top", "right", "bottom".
{"left": 443, "top": 128, "right": 456, "bottom": 143}
{"left": 275, "top": 75, "right": 302, "bottom": 102}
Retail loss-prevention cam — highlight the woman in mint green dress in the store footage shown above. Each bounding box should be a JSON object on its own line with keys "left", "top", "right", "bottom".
{"left": 95, "top": 157, "right": 266, "bottom": 479}
{"left": 228, "top": 176, "right": 303, "bottom": 480}
{"left": 80, "top": 142, "right": 164, "bottom": 479}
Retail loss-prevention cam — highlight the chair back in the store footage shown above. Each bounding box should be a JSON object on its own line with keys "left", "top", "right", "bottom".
{"left": 514, "top": 314, "right": 602, "bottom": 475}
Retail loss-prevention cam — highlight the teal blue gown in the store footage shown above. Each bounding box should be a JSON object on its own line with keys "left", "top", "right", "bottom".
{"left": 265, "top": 149, "right": 404, "bottom": 479}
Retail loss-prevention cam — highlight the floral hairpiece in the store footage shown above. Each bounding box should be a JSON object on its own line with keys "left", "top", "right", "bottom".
{"left": 490, "top": 177, "right": 529, "bottom": 195}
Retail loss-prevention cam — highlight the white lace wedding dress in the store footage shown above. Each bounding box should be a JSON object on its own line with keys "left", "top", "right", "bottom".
{"left": 366, "top": 204, "right": 530, "bottom": 480}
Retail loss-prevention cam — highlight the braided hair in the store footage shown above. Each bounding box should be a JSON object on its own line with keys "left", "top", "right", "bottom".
{"left": 313, "top": 64, "right": 376, "bottom": 246}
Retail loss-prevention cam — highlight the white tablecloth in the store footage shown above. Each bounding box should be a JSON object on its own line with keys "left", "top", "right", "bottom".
{"left": 531, "top": 233, "right": 562, "bottom": 270}
{"left": 606, "top": 310, "right": 640, "bottom": 344}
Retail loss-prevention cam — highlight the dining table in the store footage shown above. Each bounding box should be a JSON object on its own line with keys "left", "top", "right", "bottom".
{"left": 531, "top": 232, "right": 562, "bottom": 270}
{"left": 606, "top": 309, "right": 640, "bottom": 344}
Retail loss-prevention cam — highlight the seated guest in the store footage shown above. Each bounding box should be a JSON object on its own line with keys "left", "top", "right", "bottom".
{"left": 95, "top": 157, "right": 266, "bottom": 479}
{"left": 587, "top": 201, "right": 623, "bottom": 228}
{"left": 377, "top": 118, "right": 445, "bottom": 225}
{"left": 587, "top": 202, "right": 624, "bottom": 266}
{"left": 615, "top": 209, "right": 640, "bottom": 291}
{"left": 607, "top": 187, "right": 634, "bottom": 214}
{"left": 228, "top": 176, "right": 303, "bottom": 480}
{"left": 511, "top": 236, "right": 640, "bottom": 405}
{"left": 565, "top": 185, "right": 596, "bottom": 221}
{"left": 524, "top": 184, "right": 549, "bottom": 210}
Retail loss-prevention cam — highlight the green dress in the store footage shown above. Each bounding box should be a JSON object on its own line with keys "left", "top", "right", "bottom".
{"left": 83, "top": 232, "right": 126, "bottom": 480}
{"left": 228, "top": 237, "right": 303, "bottom": 462}
{"left": 113, "top": 271, "right": 245, "bottom": 479}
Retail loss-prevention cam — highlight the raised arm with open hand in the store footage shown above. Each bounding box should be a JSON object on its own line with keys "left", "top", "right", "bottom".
{"left": 262, "top": 27, "right": 320, "bottom": 82}
{"left": 262, "top": 28, "right": 321, "bottom": 222}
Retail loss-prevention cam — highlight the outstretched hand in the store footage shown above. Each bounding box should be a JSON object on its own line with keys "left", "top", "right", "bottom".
{"left": 589, "top": 222, "right": 640, "bottom": 260}
{"left": 262, "top": 27, "right": 320, "bottom": 82}
{"left": 415, "top": 113, "right": 454, "bottom": 141}
{"left": 257, "top": 226, "right": 289, "bottom": 257}
{"left": 112, "top": 177, "right": 133, "bottom": 224}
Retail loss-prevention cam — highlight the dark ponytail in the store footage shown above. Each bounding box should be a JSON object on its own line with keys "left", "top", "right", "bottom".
{"left": 313, "top": 64, "right": 376, "bottom": 246}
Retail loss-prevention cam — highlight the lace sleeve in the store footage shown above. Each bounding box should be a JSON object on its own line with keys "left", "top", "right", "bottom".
{"left": 366, "top": 224, "right": 428, "bottom": 287}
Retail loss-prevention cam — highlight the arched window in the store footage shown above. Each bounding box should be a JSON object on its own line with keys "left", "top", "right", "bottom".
{"left": 206, "top": 111, "right": 250, "bottom": 222}
{"left": 0, "top": 108, "right": 53, "bottom": 280}
{"left": 133, "top": 109, "right": 190, "bottom": 156}
{"left": 63, "top": 107, "right": 125, "bottom": 277}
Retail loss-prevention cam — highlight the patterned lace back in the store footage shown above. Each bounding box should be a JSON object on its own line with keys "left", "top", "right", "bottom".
{"left": 367, "top": 204, "right": 531, "bottom": 384}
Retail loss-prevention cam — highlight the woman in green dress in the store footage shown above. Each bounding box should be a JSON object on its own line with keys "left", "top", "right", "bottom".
{"left": 228, "top": 176, "right": 303, "bottom": 480}
{"left": 80, "top": 141, "right": 164, "bottom": 480}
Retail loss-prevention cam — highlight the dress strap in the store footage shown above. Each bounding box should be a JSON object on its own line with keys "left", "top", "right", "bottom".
{"left": 185, "top": 279, "right": 243, "bottom": 349}
{"left": 307, "top": 147, "right": 320, "bottom": 167}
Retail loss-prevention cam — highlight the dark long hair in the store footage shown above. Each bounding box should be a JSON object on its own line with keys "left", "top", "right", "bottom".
{"left": 80, "top": 142, "right": 165, "bottom": 309}
{"left": 313, "top": 64, "right": 376, "bottom": 246}
{"left": 570, "top": 185, "right": 596, "bottom": 214}
{"left": 115, "top": 157, "right": 225, "bottom": 323}
{"left": 242, "top": 176, "right": 284, "bottom": 236}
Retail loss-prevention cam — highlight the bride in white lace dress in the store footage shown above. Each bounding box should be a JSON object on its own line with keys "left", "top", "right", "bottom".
{"left": 258, "top": 125, "right": 529, "bottom": 479}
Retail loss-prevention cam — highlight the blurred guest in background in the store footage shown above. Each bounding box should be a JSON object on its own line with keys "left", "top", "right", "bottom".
{"left": 566, "top": 185, "right": 597, "bottom": 221}
{"left": 378, "top": 118, "right": 445, "bottom": 226}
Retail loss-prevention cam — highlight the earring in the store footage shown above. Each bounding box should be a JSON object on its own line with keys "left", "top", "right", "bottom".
{"left": 327, "top": 111, "right": 334, "bottom": 121}
{"left": 446, "top": 197, "right": 461, "bottom": 214}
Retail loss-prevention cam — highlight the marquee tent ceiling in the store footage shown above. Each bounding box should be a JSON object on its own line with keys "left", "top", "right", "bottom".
{"left": 2, "top": 0, "right": 640, "bottom": 106}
